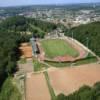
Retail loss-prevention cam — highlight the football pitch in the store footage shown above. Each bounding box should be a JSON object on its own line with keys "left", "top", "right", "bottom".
{"left": 40, "top": 39, "right": 79, "bottom": 58}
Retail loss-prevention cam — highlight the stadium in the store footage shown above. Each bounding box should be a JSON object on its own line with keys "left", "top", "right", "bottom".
{"left": 36, "top": 37, "right": 87, "bottom": 62}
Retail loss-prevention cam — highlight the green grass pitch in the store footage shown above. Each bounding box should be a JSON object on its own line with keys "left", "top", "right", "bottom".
{"left": 40, "top": 39, "right": 79, "bottom": 58}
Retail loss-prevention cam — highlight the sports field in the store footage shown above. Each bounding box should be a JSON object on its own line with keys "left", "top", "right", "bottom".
{"left": 48, "top": 63, "right": 100, "bottom": 95}
{"left": 40, "top": 39, "right": 79, "bottom": 58}
{"left": 26, "top": 73, "right": 50, "bottom": 100}
{"left": 26, "top": 63, "right": 100, "bottom": 100}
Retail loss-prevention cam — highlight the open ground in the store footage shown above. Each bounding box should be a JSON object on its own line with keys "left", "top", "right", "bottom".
{"left": 26, "top": 73, "right": 51, "bottom": 100}
{"left": 48, "top": 63, "right": 100, "bottom": 95}
{"left": 25, "top": 63, "right": 100, "bottom": 100}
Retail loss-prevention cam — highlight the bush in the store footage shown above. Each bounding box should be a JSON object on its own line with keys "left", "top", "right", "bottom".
{"left": 0, "top": 77, "right": 22, "bottom": 100}
{"left": 57, "top": 82, "right": 100, "bottom": 100}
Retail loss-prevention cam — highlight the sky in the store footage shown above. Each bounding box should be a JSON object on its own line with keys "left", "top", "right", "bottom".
{"left": 0, "top": 0, "right": 100, "bottom": 7}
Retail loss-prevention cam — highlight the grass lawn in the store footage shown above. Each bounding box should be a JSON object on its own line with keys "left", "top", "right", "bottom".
{"left": 33, "top": 60, "right": 49, "bottom": 72}
{"left": 44, "top": 72, "right": 56, "bottom": 100}
{"left": 74, "top": 57, "right": 98, "bottom": 66}
{"left": 45, "top": 61, "right": 71, "bottom": 67}
{"left": 40, "top": 39, "right": 79, "bottom": 58}
{"left": 19, "top": 58, "right": 27, "bottom": 64}
{"left": 0, "top": 77, "right": 22, "bottom": 100}
{"left": 30, "top": 24, "right": 45, "bottom": 33}
{"left": 45, "top": 57, "right": 98, "bottom": 67}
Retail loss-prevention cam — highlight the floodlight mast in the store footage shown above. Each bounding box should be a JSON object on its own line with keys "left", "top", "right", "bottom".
{"left": 86, "top": 37, "right": 89, "bottom": 49}
{"left": 72, "top": 31, "right": 74, "bottom": 41}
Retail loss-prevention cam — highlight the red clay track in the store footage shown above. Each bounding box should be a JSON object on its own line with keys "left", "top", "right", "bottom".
{"left": 54, "top": 55, "right": 74, "bottom": 62}
{"left": 37, "top": 38, "right": 87, "bottom": 62}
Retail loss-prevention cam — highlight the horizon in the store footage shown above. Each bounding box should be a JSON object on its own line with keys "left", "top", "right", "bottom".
{"left": 0, "top": 0, "right": 100, "bottom": 7}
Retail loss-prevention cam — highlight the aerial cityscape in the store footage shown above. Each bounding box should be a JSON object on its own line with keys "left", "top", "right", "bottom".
{"left": 0, "top": 0, "right": 100, "bottom": 100}
{"left": 1, "top": 3, "right": 100, "bottom": 28}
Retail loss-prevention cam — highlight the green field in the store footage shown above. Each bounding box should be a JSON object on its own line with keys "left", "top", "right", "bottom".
{"left": 44, "top": 72, "right": 56, "bottom": 100}
{"left": 33, "top": 60, "right": 49, "bottom": 72}
{"left": 0, "top": 77, "right": 22, "bottom": 100}
{"left": 40, "top": 39, "right": 79, "bottom": 58}
{"left": 45, "top": 57, "right": 98, "bottom": 67}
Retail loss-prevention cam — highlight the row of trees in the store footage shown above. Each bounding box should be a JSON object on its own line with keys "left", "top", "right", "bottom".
{"left": 57, "top": 82, "right": 100, "bottom": 100}
{"left": 28, "top": 18, "right": 57, "bottom": 33}
{"left": 0, "top": 16, "right": 28, "bottom": 32}
{"left": 0, "top": 30, "right": 22, "bottom": 87}
{"left": 65, "top": 22, "right": 100, "bottom": 56}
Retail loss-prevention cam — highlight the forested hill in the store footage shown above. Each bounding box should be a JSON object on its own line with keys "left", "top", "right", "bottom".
{"left": 0, "top": 16, "right": 57, "bottom": 38}
{"left": 0, "top": 16, "right": 57, "bottom": 83}
{"left": 65, "top": 22, "right": 100, "bottom": 57}
{"left": 0, "top": 16, "right": 57, "bottom": 100}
